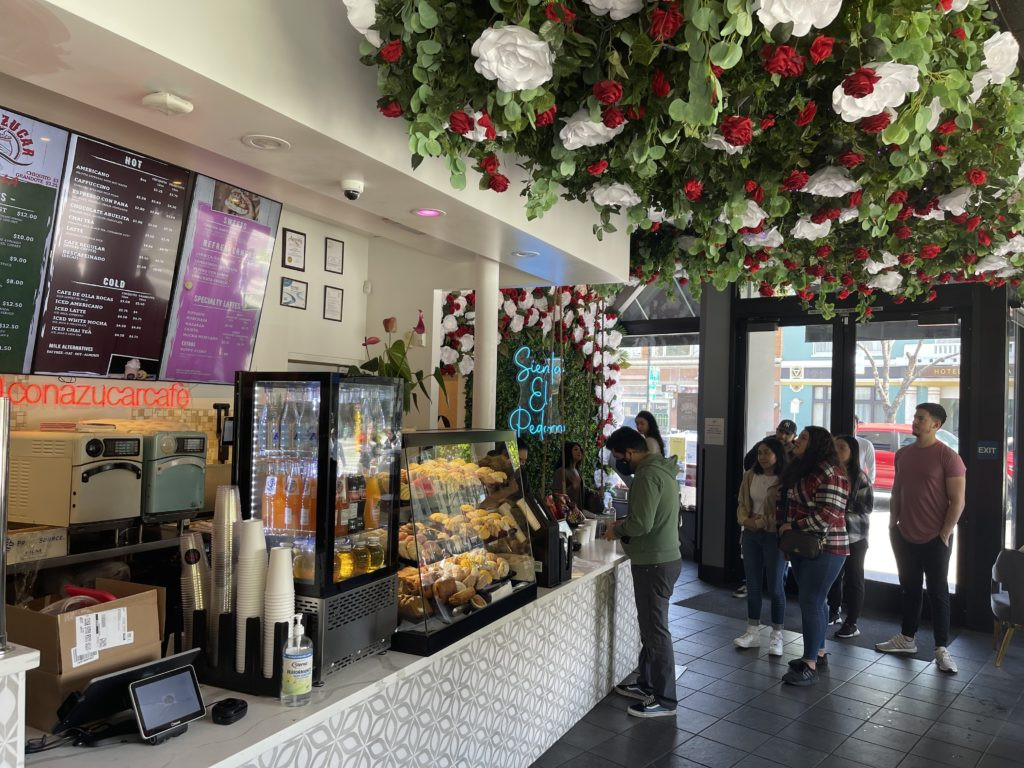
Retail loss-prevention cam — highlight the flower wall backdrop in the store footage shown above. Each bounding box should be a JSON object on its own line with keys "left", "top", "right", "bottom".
{"left": 349, "top": 0, "right": 1024, "bottom": 317}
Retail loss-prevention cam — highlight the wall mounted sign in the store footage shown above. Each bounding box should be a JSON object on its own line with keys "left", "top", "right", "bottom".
{"left": 324, "top": 237, "right": 344, "bottom": 274}
{"left": 282, "top": 228, "right": 305, "bottom": 271}
{"left": 280, "top": 277, "right": 307, "bottom": 310}
{"left": 976, "top": 441, "right": 1001, "bottom": 460}
{"left": 323, "top": 285, "right": 343, "bottom": 322}
{"left": 0, "top": 375, "right": 191, "bottom": 408}
{"left": 507, "top": 345, "right": 565, "bottom": 440}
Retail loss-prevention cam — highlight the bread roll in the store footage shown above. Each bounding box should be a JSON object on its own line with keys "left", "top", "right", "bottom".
{"left": 433, "top": 578, "right": 458, "bottom": 603}
{"left": 449, "top": 587, "right": 476, "bottom": 606}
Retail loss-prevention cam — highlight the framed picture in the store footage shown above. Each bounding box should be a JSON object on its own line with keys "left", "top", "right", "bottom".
{"left": 281, "top": 277, "right": 308, "bottom": 310}
{"left": 325, "top": 237, "right": 345, "bottom": 274}
{"left": 282, "top": 228, "right": 306, "bottom": 271}
{"left": 323, "top": 285, "right": 343, "bottom": 322}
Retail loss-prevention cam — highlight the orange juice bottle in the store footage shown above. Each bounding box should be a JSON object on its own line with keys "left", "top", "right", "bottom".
{"left": 283, "top": 463, "right": 301, "bottom": 532}
{"left": 363, "top": 474, "right": 381, "bottom": 529}
{"left": 335, "top": 475, "right": 348, "bottom": 537}
{"left": 262, "top": 463, "right": 278, "bottom": 530}
{"left": 300, "top": 463, "right": 315, "bottom": 532}
{"left": 272, "top": 462, "right": 287, "bottom": 531}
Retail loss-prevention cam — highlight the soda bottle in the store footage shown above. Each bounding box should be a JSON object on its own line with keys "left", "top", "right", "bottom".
{"left": 272, "top": 462, "right": 287, "bottom": 531}
{"left": 300, "top": 462, "right": 315, "bottom": 532}
{"left": 280, "top": 397, "right": 300, "bottom": 456}
{"left": 284, "top": 463, "right": 301, "bottom": 532}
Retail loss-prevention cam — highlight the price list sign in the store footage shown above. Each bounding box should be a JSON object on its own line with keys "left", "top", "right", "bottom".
{"left": 32, "top": 136, "right": 192, "bottom": 376}
{"left": 0, "top": 108, "right": 69, "bottom": 373}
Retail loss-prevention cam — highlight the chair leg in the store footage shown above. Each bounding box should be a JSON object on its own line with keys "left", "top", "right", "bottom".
{"left": 996, "top": 625, "right": 1016, "bottom": 667}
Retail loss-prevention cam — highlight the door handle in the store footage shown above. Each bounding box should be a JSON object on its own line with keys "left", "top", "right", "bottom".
{"left": 81, "top": 462, "right": 142, "bottom": 483}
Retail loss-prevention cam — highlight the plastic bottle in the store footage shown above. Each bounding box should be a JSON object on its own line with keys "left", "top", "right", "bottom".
{"left": 280, "top": 613, "right": 313, "bottom": 707}
{"left": 366, "top": 535, "right": 385, "bottom": 571}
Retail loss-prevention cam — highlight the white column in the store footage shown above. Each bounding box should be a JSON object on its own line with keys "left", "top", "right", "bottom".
{"left": 472, "top": 256, "right": 500, "bottom": 429}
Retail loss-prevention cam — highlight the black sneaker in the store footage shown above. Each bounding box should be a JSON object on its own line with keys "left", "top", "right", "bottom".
{"left": 788, "top": 653, "right": 828, "bottom": 671}
{"left": 782, "top": 663, "right": 819, "bottom": 686}
{"left": 627, "top": 695, "right": 677, "bottom": 718}
{"left": 828, "top": 610, "right": 842, "bottom": 625}
{"left": 835, "top": 623, "right": 860, "bottom": 639}
{"left": 614, "top": 683, "right": 651, "bottom": 701}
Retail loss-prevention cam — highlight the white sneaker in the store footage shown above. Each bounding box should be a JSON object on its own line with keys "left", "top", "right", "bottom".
{"left": 734, "top": 626, "right": 760, "bottom": 649}
{"left": 768, "top": 630, "right": 784, "bottom": 657}
{"left": 935, "top": 647, "right": 958, "bottom": 674}
{"left": 876, "top": 634, "right": 918, "bottom": 654}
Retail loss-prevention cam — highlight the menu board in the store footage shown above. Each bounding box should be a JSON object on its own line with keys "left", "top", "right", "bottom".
{"left": 161, "top": 175, "right": 281, "bottom": 383}
{"left": 0, "top": 108, "right": 69, "bottom": 373}
{"left": 32, "top": 136, "right": 192, "bottom": 377}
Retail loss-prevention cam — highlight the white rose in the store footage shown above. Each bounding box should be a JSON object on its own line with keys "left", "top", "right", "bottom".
{"left": 441, "top": 314, "right": 459, "bottom": 333}
{"left": 592, "top": 351, "right": 603, "bottom": 367}
{"left": 702, "top": 133, "right": 745, "bottom": 155}
{"left": 754, "top": 0, "right": 842, "bottom": 37}
{"left": 976, "top": 254, "right": 1010, "bottom": 272}
{"left": 832, "top": 62, "right": 921, "bottom": 122}
{"left": 465, "top": 311, "right": 476, "bottom": 321}
{"left": 802, "top": 166, "right": 859, "bottom": 197}
{"left": 914, "top": 209, "right": 945, "bottom": 222}
{"left": 559, "top": 110, "right": 625, "bottom": 150}
{"left": 540, "top": 314, "right": 553, "bottom": 334}
{"left": 582, "top": 0, "right": 643, "bottom": 20}
{"left": 509, "top": 315, "right": 525, "bottom": 333}
{"left": 937, "top": 186, "right": 973, "bottom": 215}
{"left": 591, "top": 183, "right": 641, "bottom": 209}
{"left": 518, "top": 294, "right": 534, "bottom": 311}
{"left": 582, "top": 340, "right": 595, "bottom": 356}
{"left": 839, "top": 207, "right": 859, "bottom": 223}
{"left": 791, "top": 216, "right": 832, "bottom": 240}
{"left": 865, "top": 251, "right": 899, "bottom": 274}
{"left": 342, "top": 0, "right": 381, "bottom": 47}
{"left": 970, "top": 69, "right": 992, "bottom": 104}
{"left": 994, "top": 237, "right": 1024, "bottom": 258}
{"left": 741, "top": 227, "right": 785, "bottom": 248}
{"left": 942, "top": 0, "right": 970, "bottom": 12}
{"left": 439, "top": 345, "right": 459, "bottom": 365}
{"left": 607, "top": 330, "right": 623, "bottom": 348}
{"left": 525, "top": 308, "right": 540, "bottom": 326}
{"left": 471, "top": 26, "right": 554, "bottom": 93}
{"left": 925, "top": 97, "right": 942, "bottom": 132}
{"left": 459, "top": 334, "right": 475, "bottom": 353}
{"left": 868, "top": 272, "right": 904, "bottom": 292}
{"left": 984, "top": 31, "right": 1020, "bottom": 85}
{"left": 562, "top": 309, "right": 575, "bottom": 327}
{"left": 458, "top": 355, "right": 475, "bottom": 376}
{"left": 503, "top": 299, "right": 517, "bottom": 317}
{"left": 572, "top": 326, "right": 585, "bottom": 344}
{"left": 719, "top": 200, "right": 768, "bottom": 230}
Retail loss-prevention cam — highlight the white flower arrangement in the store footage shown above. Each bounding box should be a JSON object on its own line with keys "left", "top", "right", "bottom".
{"left": 832, "top": 62, "right": 920, "bottom": 122}
{"left": 471, "top": 26, "right": 554, "bottom": 92}
{"left": 802, "top": 166, "right": 859, "bottom": 197}
{"left": 342, "top": 0, "right": 381, "bottom": 46}
{"left": 868, "top": 271, "right": 904, "bottom": 292}
{"left": 791, "top": 216, "right": 833, "bottom": 240}
{"left": 591, "top": 182, "right": 641, "bottom": 208}
{"left": 560, "top": 110, "right": 627, "bottom": 150}
{"left": 702, "top": 133, "right": 746, "bottom": 155}
{"left": 582, "top": 0, "right": 643, "bottom": 21}
{"left": 754, "top": 0, "right": 842, "bottom": 37}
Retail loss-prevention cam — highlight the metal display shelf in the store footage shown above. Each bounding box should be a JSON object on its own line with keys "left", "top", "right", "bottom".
{"left": 6, "top": 529, "right": 188, "bottom": 574}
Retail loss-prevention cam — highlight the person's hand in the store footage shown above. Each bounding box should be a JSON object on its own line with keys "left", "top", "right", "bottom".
{"left": 939, "top": 527, "right": 953, "bottom": 546}
{"left": 603, "top": 520, "right": 617, "bottom": 541}
{"left": 778, "top": 523, "right": 792, "bottom": 535}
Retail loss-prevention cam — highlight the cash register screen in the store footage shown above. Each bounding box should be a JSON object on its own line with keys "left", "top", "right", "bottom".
{"left": 128, "top": 666, "right": 205, "bottom": 739}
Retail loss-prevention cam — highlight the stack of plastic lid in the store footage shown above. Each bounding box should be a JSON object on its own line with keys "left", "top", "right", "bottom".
{"left": 208, "top": 485, "right": 241, "bottom": 665}
{"left": 262, "top": 545, "right": 296, "bottom": 678}
{"left": 180, "top": 532, "right": 210, "bottom": 650}
{"left": 235, "top": 519, "right": 268, "bottom": 673}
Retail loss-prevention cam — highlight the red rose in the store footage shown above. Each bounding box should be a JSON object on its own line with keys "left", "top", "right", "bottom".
{"left": 854, "top": 247, "right": 870, "bottom": 261}
{"left": 593, "top": 80, "right": 623, "bottom": 105}
{"left": 978, "top": 230, "right": 992, "bottom": 246}
{"left": 535, "top": 105, "right": 557, "bottom": 127}
{"left": 379, "top": 101, "right": 403, "bottom": 118}
{"left": 759, "top": 282, "right": 775, "bottom": 297}
{"left": 805, "top": 264, "right": 825, "bottom": 277}
{"left": 602, "top": 107, "right": 625, "bottom": 129}
{"left": 782, "top": 170, "right": 810, "bottom": 191}
{"left": 480, "top": 154, "right": 500, "bottom": 174}
{"left": 761, "top": 44, "right": 806, "bottom": 77}
{"left": 838, "top": 289, "right": 851, "bottom": 300}
{"left": 927, "top": 289, "right": 938, "bottom": 302}
{"left": 932, "top": 142, "right": 948, "bottom": 156}
{"left": 720, "top": 115, "right": 753, "bottom": 146}
{"left": 952, "top": 27, "right": 966, "bottom": 41}
{"left": 744, "top": 179, "right": 758, "bottom": 194}
{"left": 449, "top": 110, "right": 475, "bottom": 135}
{"left": 896, "top": 205, "right": 914, "bottom": 221}
{"left": 841, "top": 273, "right": 854, "bottom": 286}
{"left": 899, "top": 253, "right": 916, "bottom": 265}
{"left": 488, "top": 173, "right": 510, "bottom": 193}
{"left": 809, "top": 35, "right": 835, "bottom": 65}
{"left": 711, "top": 65, "right": 724, "bottom": 79}
{"left": 920, "top": 244, "right": 941, "bottom": 259}
{"left": 683, "top": 178, "right": 703, "bottom": 202}
{"left": 888, "top": 190, "right": 908, "bottom": 205}
{"left": 936, "top": 120, "right": 957, "bottom": 135}
{"left": 964, "top": 253, "right": 979, "bottom": 265}
{"left": 649, "top": 2, "right": 684, "bottom": 41}
{"left": 837, "top": 151, "right": 864, "bottom": 168}
{"left": 843, "top": 67, "right": 881, "bottom": 98}
{"left": 379, "top": 40, "right": 404, "bottom": 63}
{"left": 649, "top": 221, "right": 661, "bottom": 232}
{"left": 795, "top": 101, "right": 817, "bottom": 127}
{"left": 783, "top": 259, "right": 798, "bottom": 269}
{"left": 817, "top": 245, "right": 833, "bottom": 259}
{"left": 477, "top": 111, "right": 497, "bottom": 140}
{"left": 651, "top": 70, "right": 671, "bottom": 98}
{"left": 625, "top": 105, "right": 646, "bottom": 121}
{"left": 951, "top": 212, "right": 969, "bottom": 225}
{"left": 939, "top": 0, "right": 953, "bottom": 10}
{"left": 966, "top": 167, "right": 987, "bottom": 186}
{"left": 896, "top": 226, "right": 913, "bottom": 240}
{"left": 760, "top": 114, "right": 776, "bottom": 130}
{"left": 849, "top": 189, "right": 863, "bottom": 207}
{"left": 810, "top": 208, "right": 841, "bottom": 224}
{"left": 860, "top": 112, "right": 892, "bottom": 133}
{"left": 965, "top": 216, "right": 982, "bottom": 232}
{"left": 587, "top": 160, "right": 609, "bottom": 176}
{"left": 544, "top": 2, "right": 576, "bottom": 23}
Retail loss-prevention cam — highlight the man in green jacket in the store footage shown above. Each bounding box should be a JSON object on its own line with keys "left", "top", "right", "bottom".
{"left": 604, "top": 426, "right": 682, "bottom": 718}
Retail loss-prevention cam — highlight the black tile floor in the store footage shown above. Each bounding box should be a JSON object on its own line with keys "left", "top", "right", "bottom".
{"left": 531, "top": 561, "right": 1024, "bottom": 768}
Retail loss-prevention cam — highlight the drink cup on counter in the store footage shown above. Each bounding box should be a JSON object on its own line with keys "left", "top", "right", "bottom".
{"left": 263, "top": 545, "right": 296, "bottom": 678}
{"left": 209, "top": 485, "right": 241, "bottom": 664}
{"left": 235, "top": 520, "right": 268, "bottom": 674}
{"left": 180, "top": 532, "right": 210, "bottom": 651}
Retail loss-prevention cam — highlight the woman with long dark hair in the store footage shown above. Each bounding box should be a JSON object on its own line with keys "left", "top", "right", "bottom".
{"left": 779, "top": 426, "right": 850, "bottom": 686}
{"left": 552, "top": 441, "right": 586, "bottom": 511}
{"left": 828, "top": 435, "right": 873, "bottom": 639}
{"left": 635, "top": 411, "right": 666, "bottom": 456}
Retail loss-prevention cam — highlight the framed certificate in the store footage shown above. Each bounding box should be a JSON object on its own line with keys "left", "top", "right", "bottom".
{"left": 325, "top": 237, "right": 344, "bottom": 274}
{"left": 281, "top": 277, "right": 308, "bottom": 310}
{"left": 282, "top": 228, "right": 306, "bottom": 271}
{"left": 323, "top": 285, "right": 343, "bottom": 322}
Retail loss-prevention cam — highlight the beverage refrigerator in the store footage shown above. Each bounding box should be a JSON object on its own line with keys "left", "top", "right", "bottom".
{"left": 232, "top": 372, "right": 402, "bottom": 682}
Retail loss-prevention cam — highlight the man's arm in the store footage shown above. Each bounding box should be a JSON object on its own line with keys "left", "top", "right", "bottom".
{"left": 614, "top": 473, "right": 657, "bottom": 539}
{"left": 890, "top": 459, "right": 900, "bottom": 529}
{"left": 940, "top": 475, "right": 966, "bottom": 546}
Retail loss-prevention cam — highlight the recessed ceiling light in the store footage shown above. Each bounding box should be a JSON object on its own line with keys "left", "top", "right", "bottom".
{"left": 241, "top": 134, "right": 291, "bottom": 151}
{"left": 411, "top": 208, "right": 445, "bottom": 217}
{"left": 510, "top": 250, "right": 540, "bottom": 259}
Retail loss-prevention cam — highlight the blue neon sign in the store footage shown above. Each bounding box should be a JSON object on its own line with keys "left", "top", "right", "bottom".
{"left": 507, "top": 346, "right": 566, "bottom": 440}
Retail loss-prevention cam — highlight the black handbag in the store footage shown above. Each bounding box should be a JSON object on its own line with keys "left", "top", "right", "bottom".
{"left": 779, "top": 529, "right": 825, "bottom": 559}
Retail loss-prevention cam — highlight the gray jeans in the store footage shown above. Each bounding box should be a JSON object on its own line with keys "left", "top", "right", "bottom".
{"left": 630, "top": 559, "right": 683, "bottom": 707}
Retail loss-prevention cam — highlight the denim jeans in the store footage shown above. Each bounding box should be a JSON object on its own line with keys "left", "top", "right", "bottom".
{"left": 791, "top": 552, "right": 847, "bottom": 662}
{"left": 741, "top": 529, "right": 787, "bottom": 626}
{"left": 631, "top": 559, "right": 683, "bottom": 707}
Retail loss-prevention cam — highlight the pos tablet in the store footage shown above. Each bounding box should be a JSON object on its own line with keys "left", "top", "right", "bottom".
{"left": 128, "top": 665, "right": 206, "bottom": 743}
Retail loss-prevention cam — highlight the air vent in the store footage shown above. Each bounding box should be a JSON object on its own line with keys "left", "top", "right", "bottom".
{"left": 325, "top": 577, "right": 396, "bottom": 631}
{"left": 9, "top": 459, "right": 30, "bottom": 510}
{"left": 29, "top": 440, "right": 69, "bottom": 457}
{"left": 380, "top": 217, "right": 425, "bottom": 236}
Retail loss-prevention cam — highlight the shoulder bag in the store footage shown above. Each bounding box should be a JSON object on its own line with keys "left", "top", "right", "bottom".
{"left": 779, "top": 528, "right": 825, "bottom": 559}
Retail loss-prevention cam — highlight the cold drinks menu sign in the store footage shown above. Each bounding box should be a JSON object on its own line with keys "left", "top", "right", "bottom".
{"left": 32, "top": 135, "right": 192, "bottom": 377}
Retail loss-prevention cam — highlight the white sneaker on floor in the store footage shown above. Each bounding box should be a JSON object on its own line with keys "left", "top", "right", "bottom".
{"left": 768, "top": 630, "right": 784, "bottom": 657}
{"left": 734, "top": 626, "right": 760, "bottom": 649}
{"left": 876, "top": 633, "right": 918, "bottom": 654}
{"left": 935, "top": 646, "right": 958, "bottom": 674}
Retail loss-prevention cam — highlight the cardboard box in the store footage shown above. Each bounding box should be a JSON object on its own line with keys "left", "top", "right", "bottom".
{"left": 7, "top": 580, "right": 162, "bottom": 732}
{"left": 6, "top": 524, "right": 68, "bottom": 565}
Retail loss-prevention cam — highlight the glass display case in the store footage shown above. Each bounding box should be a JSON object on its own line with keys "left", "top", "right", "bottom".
{"left": 392, "top": 429, "right": 538, "bottom": 655}
{"left": 233, "top": 372, "right": 402, "bottom": 680}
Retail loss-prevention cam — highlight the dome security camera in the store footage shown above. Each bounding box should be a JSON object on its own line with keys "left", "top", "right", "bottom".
{"left": 341, "top": 179, "right": 364, "bottom": 201}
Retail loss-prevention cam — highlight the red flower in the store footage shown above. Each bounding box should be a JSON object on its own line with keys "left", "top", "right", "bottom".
{"left": 936, "top": 120, "right": 957, "bottom": 135}
{"left": 896, "top": 226, "right": 913, "bottom": 240}
{"left": 720, "top": 115, "right": 753, "bottom": 146}
{"left": 951, "top": 212, "right": 969, "bottom": 225}
{"left": 939, "top": 0, "right": 953, "bottom": 10}
{"left": 363, "top": 336, "right": 381, "bottom": 346}
{"left": 758, "top": 282, "right": 775, "bottom": 297}
{"left": 841, "top": 273, "right": 854, "bottom": 286}
{"left": 817, "top": 245, "right": 833, "bottom": 259}
{"left": 952, "top": 27, "right": 966, "bottom": 41}
{"left": 783, "top": 259, "right": 798, "bottom": 269}
{"left": 854, "top": 247, "right": 870, "bottom": 261}
{"left": 837, "top": 151, "right": 864, "bottom": 168}
{"left": 711, "top": 64, "right": 724, "bottom": 79}
{"left": 449, "top": 111, "right": 475, "bottom": 134}
{"left": 602, "top": 107, "right": 625, "bottom": 129}
{"left": 927, "top": 289, "right": 938, "bottom": 302}
{"left": 964, "top": 253, "right": 979, "bottom": 265}
{"left": 860, "top": 112, "right": 892, "bottom": 133}
{"left": 888, "top": 190, "right": 908, "bottom": 206}
{"left": 544, "top": 2, "right": 576, "bottom": 23}
{"left": 899, "top": 252, "right": 916, "bottom": 265}
{"left": 480, "top": 154, "right": 500, "bottom": 174}
{"left": 379, "top": 40, "right": 404, "bottom": 63}
{"left": 651, "top": 70, "right": 671, "bottom": 98}
{"left": 795, "top": 101, "right": 817, "bottom": 127}
{"left": 966, "top": 167, "right": 987, "bottom": 186}
{"left": 978, "top": 230, "right": 992, "bottom": 246}
{"left": 843, "top": 67, "right": 881, "bottom": 98}
{"left": 965, "top": 215, "right": 982, "bottom": 232}
{"left": 745, "top": 179, "right": 765, "bottom": 204}
{"left": 809, "top": 35, "right": 835, "bottom": 64}
{"left": 811, "top": 208, "right": 841, "bottom": 224}
{"left": 760, "top": 114, "right": 776, "bottom": 130}
{"left": 587, "top": 160, "right": 609, "bottom": 176}
{"left": 683, "top": 178, "right": 704, "bottom": 202}
{"left": 649, "top": 2, "right": 684, "bottom": 41}
{"left": 896, "top": 205, "right": 914, "bottom": 221}
{"left": 593, "top": 80, "right": 623, "bottom": 105}
{"left": 838, "top": 289, "right": 851, "bottom": 300}
{"left": 782, "top": 170, "right": 810, "bottom": 191}
{"left": 805, "top": 264, "right": 825, "bottom": 277}
{"left": 932, "top": 142, "right": 948, "bottom": 156}
{"left": 649, "top": 221, "right": 661, "bottom": 232}
{"left": 488, "top": 173, "right": 510, "bottom": 193}
{"left": 477, "top": 111, "right": 497, "bottom": 140}
{"left": 535, "top": 106, "right": 557, "bottom": 127}
{"left": 625, "top": 105, "right": 646, "bottom": 121}
{"left": 761, "top": 44, "right": 806, "bottom": 77}
{"left": 849, "top": 189, "right": 863, "bottom": 207}
{"left": 379, "top": 101, "right": 403, "bottom": 118}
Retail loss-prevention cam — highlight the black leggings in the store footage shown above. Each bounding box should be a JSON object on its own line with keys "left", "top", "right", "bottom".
{"left": 827, "top": 538, "right": 868, "bottom": 624}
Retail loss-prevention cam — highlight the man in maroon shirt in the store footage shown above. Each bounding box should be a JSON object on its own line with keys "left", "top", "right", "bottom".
{"left": 876, "top": 403, "right": 966, "bottom": 673}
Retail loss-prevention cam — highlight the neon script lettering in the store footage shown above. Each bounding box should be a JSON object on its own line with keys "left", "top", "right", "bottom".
{"left": 0, "top": 376, "right": 191, "bottom": 408}
{"left": 508, "top": 346, "right": 565, "bottom": 439}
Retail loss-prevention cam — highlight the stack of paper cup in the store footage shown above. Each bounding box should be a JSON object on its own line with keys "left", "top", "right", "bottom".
{"left": 179, "top": 532, "right": 210, "bottom": 650}
{"left": 208, "top": 485, "right": 241, "bottom": 664}
{"left": 235, "top": 519, "right": 268, "bottom": 673}
{"left": 263, "top": 545, "right": 296, "bottom": 678}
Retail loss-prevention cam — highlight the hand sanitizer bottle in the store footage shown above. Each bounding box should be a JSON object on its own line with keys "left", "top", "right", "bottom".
{"left": 280, "top": 613, "right": 313, "bottom": 706}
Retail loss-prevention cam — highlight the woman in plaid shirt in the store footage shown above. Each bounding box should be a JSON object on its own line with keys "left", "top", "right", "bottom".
{"left": 778, "top": 426, "right": 850, "bottom": 686}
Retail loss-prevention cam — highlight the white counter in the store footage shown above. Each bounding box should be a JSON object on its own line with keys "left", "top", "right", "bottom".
{"left": 0, "top": 644, "right": 41, "bottom": 768}
{"left": 27, "top": 541, "right": 639, "bottom": 768}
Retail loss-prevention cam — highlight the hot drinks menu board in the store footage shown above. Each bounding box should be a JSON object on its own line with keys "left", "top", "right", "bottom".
{"left": 0, "top": 108, "right": 69, "bottom": 373}
{"left": 32, "top": 135, "right": 192, "bottom": 377}
{"left": 161, "top": 175, "right": 281, "bottom": 383}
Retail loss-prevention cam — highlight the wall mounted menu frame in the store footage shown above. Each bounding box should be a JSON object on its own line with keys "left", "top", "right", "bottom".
{"left": 281, "top": 277, "right": 307, "bottom": 310}
{"left": 282, "top": 228, "right": 305, "bottom": 271}
{"left": 323, "top": 285, "right": 343, "bottom": 322}
{"left": 324, "top": 237, "right": 344, "bottom": 274}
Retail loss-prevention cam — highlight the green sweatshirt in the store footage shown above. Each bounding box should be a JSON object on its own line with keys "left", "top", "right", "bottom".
{"left": 617, "top": 453, "right": 682, "bottom": 565}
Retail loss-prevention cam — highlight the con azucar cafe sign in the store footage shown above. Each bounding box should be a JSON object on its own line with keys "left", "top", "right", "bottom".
{"left": 508, "top": 346, "right": 565, "bottom": 440}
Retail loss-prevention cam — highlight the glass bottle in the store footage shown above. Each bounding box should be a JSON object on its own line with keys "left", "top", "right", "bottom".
{"left": 300, "top": 462, "right": 315, "bottom": 533}
{"left": 292, "top": 540, "right": 315, "bottom": 581}
{"left": 363, "top": 474, "right": 381, "bottom": 529}
{"left": 352, "top": 534, "right": 370, "bottom": 575}
{"left": 366, "top": 535, "right": 385, "bottom": 571}
{"left": 334, "top": 540, "right": 354, "bottom": 582}
{"left": 280, "top": 396, "right": 300, "bottom": 456}
{"left": 272, "top": 462, "right": 287, "bottom": 532}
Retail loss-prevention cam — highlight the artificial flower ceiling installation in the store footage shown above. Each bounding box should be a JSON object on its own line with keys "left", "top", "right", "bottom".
{"left": 345, "top": 0, "right": 1024, "bottom": 316}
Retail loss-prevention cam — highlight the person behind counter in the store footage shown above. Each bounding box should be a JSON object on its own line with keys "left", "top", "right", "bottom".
{"left": 552, "top": 441, "right": 591, "bottom": 512}
{"left": 516, "top": 437, "right": 532, "bottom": 499}
{"left": 603, "top": 427, "right": 682, "bottom": 718}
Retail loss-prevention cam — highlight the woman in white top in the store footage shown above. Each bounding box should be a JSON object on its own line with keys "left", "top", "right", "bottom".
{"left": 635, "top": 410, "right": 666, "bottom": 456}
{"left": 733, "top": 437, "right": 788, "bottom": 656}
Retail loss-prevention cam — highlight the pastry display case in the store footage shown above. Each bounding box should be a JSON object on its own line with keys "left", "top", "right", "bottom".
{"left": 392, "top": 429, "right": 538, "bottom": 655}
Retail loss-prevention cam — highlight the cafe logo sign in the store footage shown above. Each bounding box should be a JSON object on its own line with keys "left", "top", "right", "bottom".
{"left": 0, "top": 112, "right": 36, "bottom": 166}
{"left": 507, "top": 346, "right": 566, "bottom": 440}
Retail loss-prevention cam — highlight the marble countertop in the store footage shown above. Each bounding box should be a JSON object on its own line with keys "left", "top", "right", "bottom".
{"left": 26, "top": 540, "right": 629, "bottom": 767}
